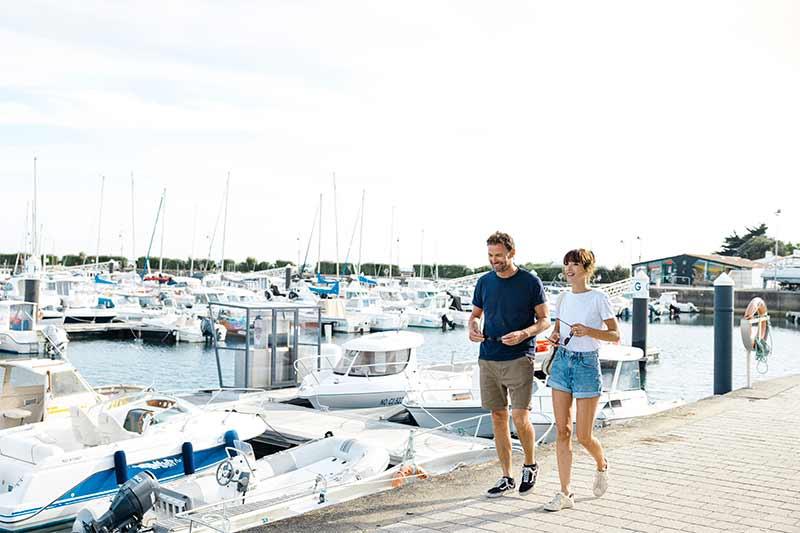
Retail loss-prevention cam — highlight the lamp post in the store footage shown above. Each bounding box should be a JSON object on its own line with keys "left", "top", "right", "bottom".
{"left": 636, "top": 236, "right": 642, "bottom": 263}
{"left": 773, "top": 209, "right": 781, "bottom": 289}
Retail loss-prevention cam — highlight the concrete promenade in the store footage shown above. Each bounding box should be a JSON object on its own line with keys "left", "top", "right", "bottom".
{"left": 261, "top": 375, "right": 800, "bottom": 533}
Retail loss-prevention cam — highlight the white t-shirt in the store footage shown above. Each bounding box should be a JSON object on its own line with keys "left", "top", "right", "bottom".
{"left": 554, "top": 289, "right": 615, "bottom": 352}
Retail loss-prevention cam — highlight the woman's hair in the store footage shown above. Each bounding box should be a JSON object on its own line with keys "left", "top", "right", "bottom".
{"left": 563, "top": 248, "right": 596, "bottom": 279}
{"left": 486, "top": 231, "right": 514, "bottom": 252}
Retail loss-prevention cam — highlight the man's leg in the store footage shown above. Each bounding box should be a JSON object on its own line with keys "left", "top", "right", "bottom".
{"left": 492, "top": 409, "right": 512, "bottom": 477}
{"left": 511, "top": 409, "right": 535, "bottom": 465}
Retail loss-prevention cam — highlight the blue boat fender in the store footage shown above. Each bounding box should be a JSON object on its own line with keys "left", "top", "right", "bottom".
{"left": 224, "top": 430, "right": 240, "bottom": 456}
{"left": 114, "top": 450, "right": 128, "bottom": 485}
{"left": 182, "top": 442, "right": 195, "bottom": 475}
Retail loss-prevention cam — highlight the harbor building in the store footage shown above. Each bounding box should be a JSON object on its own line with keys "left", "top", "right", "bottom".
{"left": 632, "top": 253, "right": 763, "bottom": 288}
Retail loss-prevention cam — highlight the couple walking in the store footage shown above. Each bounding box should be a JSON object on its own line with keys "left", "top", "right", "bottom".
{"left": 468, "top": 231, "right": 618, "bottom": 511}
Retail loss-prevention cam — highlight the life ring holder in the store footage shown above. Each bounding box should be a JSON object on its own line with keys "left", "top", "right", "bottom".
{"left": 739, "top": 297, "right": 771, "bottom": 379}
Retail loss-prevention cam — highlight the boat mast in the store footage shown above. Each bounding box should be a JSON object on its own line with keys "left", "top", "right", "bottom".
{"left": 32, "top": 157, "right": 38, "bottom": 262}
{"left": 317, "top": 193, "right": 323, "bottom": 274}
{"left": 130, "top": 172, "right": 136, "bottom": 271}
{"left": 159, "top": 190, "right": 166, "bottom": 272}
{"left": 220, "top": 173, "right": 230, "bottom": 272}
{"left": 96, "top": 175, "right": 105, "bottom": 267}
{"left": 357, "top": 189, "right": 365, "bottom": 275}
{"left": 190, "top": 204, "right": 197, "bottom": 276}
{"left": 419, "top": 229, "right": 424, "bottom": 278}
{"left": 144, "top": 189, "right": 165, "bottom": 276}
{"left": 333, "top": 172, "right": 340, "bottom": 277}
{"left": 388, "top": 205, "right": 394, "bottom": 279}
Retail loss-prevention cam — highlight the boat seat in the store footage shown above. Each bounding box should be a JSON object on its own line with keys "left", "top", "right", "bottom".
{"left": 0, "top": 433, "right": 63, "bottom": 464}
{"left": 97, "top": 411, "right": 138, "bottom": 444}
{"left": 70, "top": 406, "right": 101, "bottom": 447}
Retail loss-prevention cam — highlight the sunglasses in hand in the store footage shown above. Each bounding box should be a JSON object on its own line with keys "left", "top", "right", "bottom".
{"left": 551, "top": 318, "right": 576, "bottom": 347}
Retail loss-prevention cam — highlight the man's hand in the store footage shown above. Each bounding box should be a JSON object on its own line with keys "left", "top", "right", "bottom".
{"left": 546, "top": 330, "right": 560, "bottom": 345}
{"left": 501, "top": 330, "right": 529, "bottom": 346}
{"left": 468, "top": 319, "right": 484, "bottom": 342}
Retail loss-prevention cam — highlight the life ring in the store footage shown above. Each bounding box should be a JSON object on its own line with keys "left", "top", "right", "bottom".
{"left": 743, "top": 297, "right": 768, "bottom": 346}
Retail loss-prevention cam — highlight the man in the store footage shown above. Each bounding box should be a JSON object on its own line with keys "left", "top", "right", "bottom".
{"left": 469, "top": 231, "right": 550, "bottom": 497}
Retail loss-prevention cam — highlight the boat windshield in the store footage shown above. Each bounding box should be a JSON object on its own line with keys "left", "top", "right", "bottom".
{"left": 333, "top": 349, "right": 411, "bottom": 377}
{"left": 601, "top": 361, "right": 616, "bottom": 391}
{"left": 617, "top": 361, "right": 642, "bottom": 391}
{"left": 51, "top": 370, "right": 92, "bottom": 398}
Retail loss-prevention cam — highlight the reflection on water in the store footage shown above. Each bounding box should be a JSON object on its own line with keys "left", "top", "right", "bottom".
{"left": 66, "top": 316, "right": 800, "bottom": 405}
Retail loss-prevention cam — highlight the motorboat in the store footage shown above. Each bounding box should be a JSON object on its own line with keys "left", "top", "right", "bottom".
{"left": 656, "top": 292, "right": 698, "bottom": 313}
{"left": 0, "top": 393, "right": 266, "bottom": 531}
{"left": 318, "top": 299, "right": 371, "bottom": 334}
{"left": 344, "top": 296, "right": 408, "bottom": 332}
{"left": 404, "top": 343, "right": 680, "bottom": 441}
{"left": 74, "top": 436, "right": 390, "bottom": 533}
{"left": 0, "top": 301, "right": 69, "bottom": 355}
{"left": 405, "top": 295, "right": 454, "bottom": 329}
{"left": 297, "top": 331, "right": 423, "bottom": 409}
{"left": 0, "top": 357, "right": 101, "bottom": 429}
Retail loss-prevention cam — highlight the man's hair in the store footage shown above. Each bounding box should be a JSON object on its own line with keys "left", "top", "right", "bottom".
{"left": 486, "top": 231, "right": 514, "bottom": 252}
{"left": 563, "top": 248, "right": 596, "bottom": 278}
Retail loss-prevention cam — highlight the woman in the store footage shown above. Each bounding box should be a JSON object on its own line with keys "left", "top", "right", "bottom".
{"left": 544, "top": 249, "right": 618, "bottom": 512}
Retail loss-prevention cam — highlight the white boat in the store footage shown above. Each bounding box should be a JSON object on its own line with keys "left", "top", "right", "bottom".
{"left": 298, "top": 331, "right": 423, "bottom": 410}
{"left": 74, "top": 436, "right": 390, "bottom": 533}
{"left": 404, "top": 344, "right": 680, "bottom": 441}
{"left": 406, "top": 295, "right": 453, "bottom": 329}
{"left": 0, "top": 393, "right": 266, "bottom": 532}
{"left": 344, "top": 296, "right": 408, "bottom": 331}
{"left": 318, "top": 299, "right": 371, "bottom": 334}
{"left": 0, "top": 357, "right": 101, "bottom": 429}
{"left": 0, "top": 301, "right": 69, "bottom": 355}
{"left": 656, "top": 292, "right": 698, "bottom": 313}
{"left": 140, "top": 312, "right": 222, "bottom": 343}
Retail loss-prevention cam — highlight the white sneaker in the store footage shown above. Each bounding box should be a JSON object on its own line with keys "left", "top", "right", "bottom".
{"left": 593, "top": 460, "right": 609, "bottom": 497}
{"left": 543, "top": 491, "right": 574, "bottom": 512}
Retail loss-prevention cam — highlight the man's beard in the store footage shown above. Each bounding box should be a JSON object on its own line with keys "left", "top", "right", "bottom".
{"left": 493, "top": 262, "right": 509, "bottom": 272}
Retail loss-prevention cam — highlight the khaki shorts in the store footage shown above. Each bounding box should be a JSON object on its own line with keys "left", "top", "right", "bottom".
{"left": 479, "top": 356, "right": 534, "bottom": 411}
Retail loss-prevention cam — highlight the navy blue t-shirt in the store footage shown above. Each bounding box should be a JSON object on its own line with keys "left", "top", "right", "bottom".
{"left": 472, "top": 268, "right": 547, "bottom": 361}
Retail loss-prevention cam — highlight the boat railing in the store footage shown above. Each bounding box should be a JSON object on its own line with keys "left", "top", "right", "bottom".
{"left": 294, "top": 356, "right": 410, "bottom": 385}
{"left": 166, "top": 463, "right": 410, "bottom": 533}
{"left": 404, "top": 377, "right": 556, "bottom": 445}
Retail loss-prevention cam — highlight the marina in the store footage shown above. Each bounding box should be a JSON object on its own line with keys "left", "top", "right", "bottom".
{"left": 0, "top": 260, "right": 799, "bottom": 532}
{"left": 3, "top": 3, "right": 800, "bottom": 530}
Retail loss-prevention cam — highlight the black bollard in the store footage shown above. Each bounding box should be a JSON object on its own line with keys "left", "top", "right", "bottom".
{"left": 285, "top": 266, "right": 292, "bottom": 292}
{"left": 631, "top": 271, "right": 649, "bottom": 389}
{"left": 713, "top": 273, "right": 735, "bottom": 395}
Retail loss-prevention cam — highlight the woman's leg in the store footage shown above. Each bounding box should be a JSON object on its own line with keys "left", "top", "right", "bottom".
{"left": 552, "top": 389, "right": 574, "bottom": 494}
{"left": 575, "top": 396, "right": 606, "bottom": 470}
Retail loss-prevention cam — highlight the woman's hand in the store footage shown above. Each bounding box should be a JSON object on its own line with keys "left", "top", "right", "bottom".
{"left": 570, "top": 323, "right": 591, "bottom": 337}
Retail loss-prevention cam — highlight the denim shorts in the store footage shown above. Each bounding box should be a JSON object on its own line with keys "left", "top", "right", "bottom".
{"left": 546, "top": 347, "right": 602, "bottom": 399}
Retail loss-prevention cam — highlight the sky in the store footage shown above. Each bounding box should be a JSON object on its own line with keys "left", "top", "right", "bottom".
{"left": 1, "top": 1, "right": 799, "bottom": 270}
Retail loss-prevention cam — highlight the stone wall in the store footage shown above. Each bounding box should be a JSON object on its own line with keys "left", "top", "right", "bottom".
{"left": 650, "top": 286, "right": 800, "bottom": 314}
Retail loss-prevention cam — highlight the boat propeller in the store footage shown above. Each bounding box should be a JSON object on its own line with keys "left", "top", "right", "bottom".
{"left": 73, "top": 472, "right": 159, "bottom": 533}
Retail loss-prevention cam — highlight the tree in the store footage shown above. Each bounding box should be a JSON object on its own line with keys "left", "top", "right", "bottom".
{"left": 718, "top": 223, "right": 769, "bottom": 256}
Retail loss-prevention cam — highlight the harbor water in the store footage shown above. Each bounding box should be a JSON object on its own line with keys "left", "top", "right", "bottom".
{"left": 67, "top": 316, "right": 800, "bottom": 405}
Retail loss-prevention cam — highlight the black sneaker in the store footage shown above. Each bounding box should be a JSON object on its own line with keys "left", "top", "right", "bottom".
{"left": 486, "top": 476, "right": 515, "bottom": 498}
{"left": 519, "top": 463, "right": 539, "bottom": 495}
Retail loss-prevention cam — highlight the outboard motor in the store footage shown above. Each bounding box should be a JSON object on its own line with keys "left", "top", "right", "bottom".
{"left": 75, "top": 472, "right": 160, "bottom": 533}
{"left": 43, "top": 325, "right": 69, "bottom": 357}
